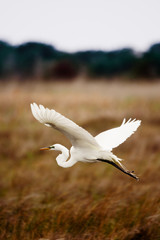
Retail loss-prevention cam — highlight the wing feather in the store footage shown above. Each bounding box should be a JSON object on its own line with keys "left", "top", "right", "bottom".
{"left": 31, "top": 103, "right": 99, "bottom": 149}
{"left": 95, "top": 118, "right": 141, "bottom": 151}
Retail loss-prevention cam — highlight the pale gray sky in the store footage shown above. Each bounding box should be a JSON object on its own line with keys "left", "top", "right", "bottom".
{"left": 0, "top": 0, "right": 160, "bottom": 52}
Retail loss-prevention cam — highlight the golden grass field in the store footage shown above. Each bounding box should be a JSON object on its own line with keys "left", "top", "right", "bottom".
{"left": 0, "top": 80, "right": 160, "bottom": 240}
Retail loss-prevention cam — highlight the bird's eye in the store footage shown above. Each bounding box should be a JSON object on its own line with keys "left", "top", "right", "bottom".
{"left": 50, "top": 146, "right": 55, "bottom": 149}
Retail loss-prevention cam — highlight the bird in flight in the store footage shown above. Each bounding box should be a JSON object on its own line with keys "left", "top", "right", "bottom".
{"left": 31, "top": 103, "right": 141, "bottom": 180}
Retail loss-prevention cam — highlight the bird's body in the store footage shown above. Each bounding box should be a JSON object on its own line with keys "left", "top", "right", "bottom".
{"left": 31, "top": 103, "right": 141, "bottom": 180}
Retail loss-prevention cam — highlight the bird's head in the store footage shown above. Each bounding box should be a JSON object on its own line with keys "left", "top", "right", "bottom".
{"left": 40, "top": 144, "right": 63, "bottom": 151}
{"left": 40, "top": 145, "right": 56, "bottom": 151}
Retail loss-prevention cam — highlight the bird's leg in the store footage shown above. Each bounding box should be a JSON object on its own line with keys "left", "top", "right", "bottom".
{"left": 97, "top": 159, "right": 139, "bottom": 181}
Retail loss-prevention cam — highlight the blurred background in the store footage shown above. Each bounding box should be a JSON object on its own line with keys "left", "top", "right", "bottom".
{"left": 0, "top": 0, "right": 160, "bottom": 239}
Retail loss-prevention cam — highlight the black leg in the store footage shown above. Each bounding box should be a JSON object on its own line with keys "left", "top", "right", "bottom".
{"left": 97, "top": 158, "right": 139, "bottom": 181}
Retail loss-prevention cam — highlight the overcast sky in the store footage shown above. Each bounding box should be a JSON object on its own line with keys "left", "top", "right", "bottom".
{"left": 0, "top": 0, "right": 160, "bottom": 52}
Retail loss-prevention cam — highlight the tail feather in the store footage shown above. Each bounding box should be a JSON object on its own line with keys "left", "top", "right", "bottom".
{"left": 110, "top": 152, "right": 124, "bottom": 167}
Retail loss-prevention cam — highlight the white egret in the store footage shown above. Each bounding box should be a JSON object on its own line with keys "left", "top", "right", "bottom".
{"left": 31, "top": 103, "right": 141, "bottom": 180}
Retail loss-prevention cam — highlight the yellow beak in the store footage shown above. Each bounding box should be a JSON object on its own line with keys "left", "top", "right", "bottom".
{"left": 40, "top": 147, "right": 50, "bottom": 151}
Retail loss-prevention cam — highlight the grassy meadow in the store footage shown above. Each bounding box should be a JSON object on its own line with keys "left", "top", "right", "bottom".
{"left": 0, "top": 80, "right": 160, "bottom": 240}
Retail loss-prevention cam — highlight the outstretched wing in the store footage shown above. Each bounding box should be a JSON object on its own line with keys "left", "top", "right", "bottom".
{"left": 95, "top": 118, "right": 141, "bottom": 151}
{"left": 31, "top": 103, "right": 99, "bottom": 149}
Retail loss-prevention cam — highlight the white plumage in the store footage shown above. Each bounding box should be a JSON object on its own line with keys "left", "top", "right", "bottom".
{"left": 95, "top": 118, "right": 141, "bottom": 151}
{"left": 31, "top": 103, "right": 141, "bottom": 180}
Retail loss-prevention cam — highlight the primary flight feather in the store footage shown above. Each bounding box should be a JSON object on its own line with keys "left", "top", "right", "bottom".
{"left": 31, "top": 103, "right": 141, "bottom": 180}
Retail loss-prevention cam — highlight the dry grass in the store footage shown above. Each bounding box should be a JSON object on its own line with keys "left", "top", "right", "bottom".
{"left": 0, "top": 80, "right": 160, "bottom": 240}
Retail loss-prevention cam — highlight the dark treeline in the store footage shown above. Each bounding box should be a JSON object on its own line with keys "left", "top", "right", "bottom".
{"left": 0, "top": 40, "right": 160, "bottom": 81}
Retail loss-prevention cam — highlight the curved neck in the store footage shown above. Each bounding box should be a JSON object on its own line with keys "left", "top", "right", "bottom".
{"left": 55, "top": 144, "right": 77, "bottom": 168}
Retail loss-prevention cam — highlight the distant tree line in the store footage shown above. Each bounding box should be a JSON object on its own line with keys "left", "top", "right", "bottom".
{"left": 0, "top": 40, "right": 160, "bottom": 81}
